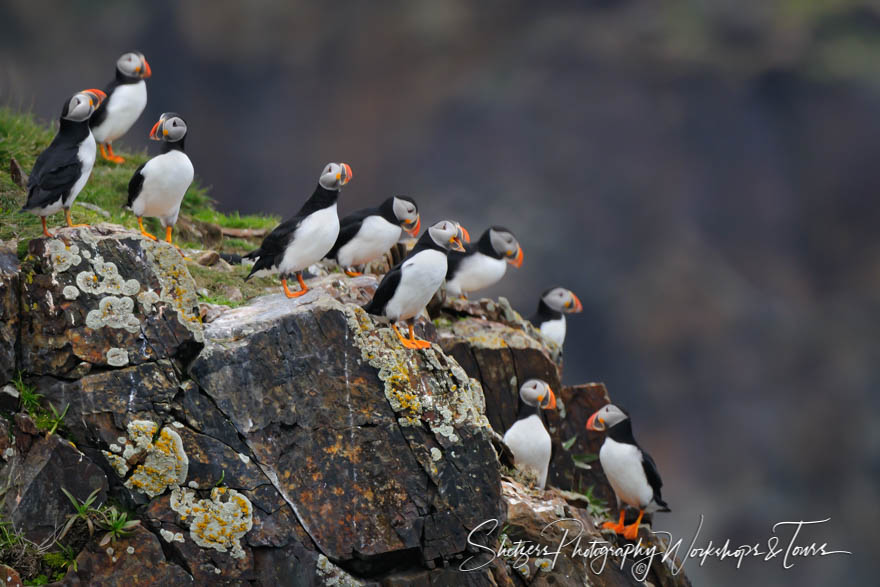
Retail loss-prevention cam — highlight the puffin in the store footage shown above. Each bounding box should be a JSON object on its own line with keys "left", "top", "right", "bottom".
{"left": 244, "top": 163, "right": 352, "bottom": 297}
{"left": 22, "top": 88, "right": 107, "bottom": 237}
{"left": 502, "top": 379, "right": 557, "bottom": 489}
{"left": 91, "top": 51, "right": 152, "bottom": 163}
{"left": 586, "top": 404, "right": 670, "bottom": 540}
{"left": 126, "top": 113, "right": 194, "bottom": 246}
{"left": 327, "top": 196, "right": 420, "bottom": 276}
{"left": 445, "top": 226, "right": 523, "bottom": 298}
{"left": 364, "top": 220, "right": 465, "bottom": 349}
{"left": 529, "top": 287, "right": 583, "bottom": 347}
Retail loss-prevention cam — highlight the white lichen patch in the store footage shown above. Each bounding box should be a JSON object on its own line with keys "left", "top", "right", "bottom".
{"left": 62, "top": 285, "right": 80, "bottom": 300}
{"left": 106, "top": 347, "right": 130, "bottom": 367}
{"left": 109, "top": 443, "right": 121, "bottom": 453}
{"left": 126, "top": 546, "right": 135, "bottom": 554}
{"left": 160, "top": 529, "right": 185, "bottom": 543}
{"left": 45, "top": 240, "right": 82, "bottom": 272}
{"left": 316, "top": 554, "right": 364, "bottom": 586}
{"left": 136, "top": 289, "right": 160, "bottom": 313}
{"left": 170, "top": 487, "right": 253, "bottom": 559}
{"left": 85, "top": 296, "right": 140, "bottom": 332}
{"left": 431, "top": 447, "right": 442, "bottom": 461}
{"left": 109, "top": 420, "right": 189, "bottom": 498}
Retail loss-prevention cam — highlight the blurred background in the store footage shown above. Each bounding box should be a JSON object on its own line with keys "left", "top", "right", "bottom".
{"left": 2, "top": 1, "right": 877, "bottom": 584}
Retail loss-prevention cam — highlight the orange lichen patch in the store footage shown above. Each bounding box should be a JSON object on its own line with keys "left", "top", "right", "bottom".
{"left": 112, "top": 420, "right": 189, "bottom": 498}
{"left": 170, "top": 486, "right": 253, "bottom": 559}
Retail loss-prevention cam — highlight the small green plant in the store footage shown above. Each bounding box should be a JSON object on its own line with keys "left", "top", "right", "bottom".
{"left": 577, "top": 484, "right": 609, "bottom": 518}
{"left": 12, "top": 372, "right": 42, "bottom": 413}
{"left": 571, "top": 452, "right": 598, "bottom": 470}
{"left": 561, "top": 435, "right": 578, "bottom": 451}
{"left": 214, "top": 469, "right": 226, "bottom": 487}
{"left": 43, "top": 542, "right": 78, "bottom": 575}
{"left": 97, "top": 507, "right": 140, "bottom": 547}
{"left": 57, "top": 488, "right": 101, "bottom": 541}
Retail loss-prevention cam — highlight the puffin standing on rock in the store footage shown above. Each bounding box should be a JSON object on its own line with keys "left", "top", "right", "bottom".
{"left": 327, "top": 195, "right": 420, "bottom": 276}
{"left": 502, "top": 379, "right": 557, "bottom": 489}
{"left": 22, "top": 89, "right": 107, "bottom": 236}
{"left": 245, "top": 163, "right": 352, "bottom": 298}
{"left": 126, "top": 113, "right": 194, "bottom": 247}
{"left": 91, "top": 51, "right": 152, "bottom": 163}
{"left": 445, "top": 226, "right": 523, "bottom": 298}
{"left": 529, "top": 287, "right": 583, "bottom": 348}
{"left": 587, "top": 404, "right": 670, "bottom": 540}
{"left": 364, "top": 220, "right": 465, "bottom": 349}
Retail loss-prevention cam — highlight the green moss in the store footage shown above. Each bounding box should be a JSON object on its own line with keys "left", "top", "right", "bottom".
{"left": 187, "top": 262, "right": 277, "bottom": 307}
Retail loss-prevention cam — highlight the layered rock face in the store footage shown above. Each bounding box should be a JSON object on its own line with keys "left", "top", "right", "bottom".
{"left": 0, "top": 228, "right": 689, "bottom": 586}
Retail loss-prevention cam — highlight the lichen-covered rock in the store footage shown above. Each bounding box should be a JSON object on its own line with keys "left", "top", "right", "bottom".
{"left": 0, "top": 243, "right": 19, "bottom": 385}
{"left": 19, "top": 225, "right": 203, "bottom": 376}
{"left": 0, "top": 415, "right": 109, "bottom": 543}
{"left": 189, "top": 286, "right": 503, "bottom": 572}
{"left": 437, "top": 315, "right": 562, "bottom": 435}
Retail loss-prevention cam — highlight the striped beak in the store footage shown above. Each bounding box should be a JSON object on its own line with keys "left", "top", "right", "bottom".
{"left": 139, "top": 58, "right": 152, "bottom": 79}
{"left": 565, "top": 292, "right": 583, "bottom": 313}
{"left": 337, "top": 163, "right": 353, "bottom": 186}
{"left": 404, "top": 216, "right": 421, "bottom": 236}
{"left": 540, "top": 387, "right": 556, "bottom": 410}
{"left": 81, "top": 89, "right": 107, "bottom": 107}
{"left": 149, "top": 116, "right": 165, "bottom": 140}
{"left": 586, "top": 411, "right": 605, "bottom": 431}
{"left": 508, "top": 246, "right": 524, "bottom": 268}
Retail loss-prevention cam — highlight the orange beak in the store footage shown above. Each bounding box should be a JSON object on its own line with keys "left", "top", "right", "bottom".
{"left": 405, "top": 216, "right": 421, "bottom": 236}
{"left": 82, "top": 89, "right": 107, "bottom": 107}
{"left": 141, "top": 59, "right": 152, "bottom": 78}
{"left": 450, "top": 236, "right": 466, "bottom": 252}
{"left": 586, "top": 411, "right": 604, "bottom": 431}
{"left": 541, "top": 387, "right": 556, "bottom": 410}
{"left": 339, "top": 163, "right": 353, "bottom": 185}
{"left": 508, "top": 246, "right": 524, "bottom": 268}
{"left": 149, "top": 118, "right": 162, "bottom": 140}
{"left": 566, "top": 292, "right": 583, "bottom": 313}
{"left": 459, "top": 226, "right": 471, "bottom": 243}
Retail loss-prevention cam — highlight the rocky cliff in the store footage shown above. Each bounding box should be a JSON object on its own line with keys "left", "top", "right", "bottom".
{"left": 0, "top": 226, "right": 690, "bottom": 586}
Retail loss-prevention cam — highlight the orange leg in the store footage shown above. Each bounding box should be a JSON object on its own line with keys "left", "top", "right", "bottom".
{"left": 281, "top": 273, "right": 309, "bottom": 298}
{"left": 40, "top": 217, "right": 53, "bottom": 238}
{"left": 622, "top": 510, "right": 645, "bottom": 540}
{"left": 165, "top": 225, "right": 173, "bottom": 243}
{"left": 602, "top": 510, "right": 626, "bottom": 534}
{"left": 65, "top": 209, "right": 89, "bottom": 228}
{"left": 407, "top": 323, "right": 431, "bottom": 349}
{"left": 391, "top": 324, "right": 418, "bottom": 348}
{"left": 344, "top": 267, "right": 362, "bottom": 277}
{"left": 99, "top": 143, "right": 109, "bottom": 161}
{"left": 137, "top": 217, "right": 158, "bottom": 241}
{"left": 105, "top": 143, "right": 125, "bottom": 164}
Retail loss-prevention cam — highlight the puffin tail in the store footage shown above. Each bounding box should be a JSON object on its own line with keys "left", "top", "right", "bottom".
{"left": 243, "top": 249, "right": 270, "bottom": 281}
{"left": 655, "top": 497, "right": 671, "bottom": 513}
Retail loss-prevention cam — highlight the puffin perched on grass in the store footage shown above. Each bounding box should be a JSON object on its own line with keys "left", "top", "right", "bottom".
{"left": 91, "top": 51, "right": 151, "bottom": 163}
{"left": 529, "top": 287, "right": 583, "bottom": 347}
{"left": 445, "top": 226, "right": 522, "bottom": 298}
{"left": 587, "top": 404, "right": 670, "bottom": 540}
{"left": 126, "top": 113, "right": 194, "bottom": 247}
{"left": 327, "top": 195, "right": 420, "bottom": 276}
{"left": 502, "top": 379, "right": 557, "bottom": 488}
{"left": 22, "top": 89, "right": 107, "bottom": 236}
{"left": 244, "top": 163, "right": 352, "bottom": 297}
{"left": 364, "top": 220, "right": 465, "bottom": 349}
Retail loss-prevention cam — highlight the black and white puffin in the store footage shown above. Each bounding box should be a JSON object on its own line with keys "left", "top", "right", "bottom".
{"left": 529, "top": 287, "right": 583, "bottom": 348}
{"left": 22, "top": 89, "right": 107, "bottom": 236}
{"left": 445, "top": 226, "right": 523, "bottom": 298}
{"left": 126, "top": 113, "right": 194, "bottom": 246}
{"left": 364, "top": 220, "right": 465, "bottom": 349}
{"left": 244, "top": 163, "right": 352, "bottom": 297}
{"left": 326, "top": 196, "right": 420, "bottom": 276}
{"left": 586, "top": 404, "right": 670, "bottom": 539}
{"left": 502, "top": 379, "right": 557, "bottom": 489}
{"left": 91, "top": 51, "right": 151, "bottom": 163}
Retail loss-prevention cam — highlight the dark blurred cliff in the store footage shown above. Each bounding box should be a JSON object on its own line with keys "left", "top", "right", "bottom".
{"left": 1, "top": 1, "right": 877, "bottom": 584}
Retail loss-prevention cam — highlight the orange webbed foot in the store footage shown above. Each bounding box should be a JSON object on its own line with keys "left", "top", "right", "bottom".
{"left": 344, "top": 268, "right": 363, "bottom": 277}
{"left": 282, "top": 278, "right": 308, "bottom": 298}
{"left": 602, "top": 521, "right": 626, "bottom": 533}
{"left": 622, "top": 523, "right": 641, "bottom": 540}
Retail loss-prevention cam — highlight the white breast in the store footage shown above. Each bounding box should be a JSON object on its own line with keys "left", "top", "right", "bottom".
{"left": 503, "top": 414, "right": 552, "bottom": 489}
{"left": 131, "top": 151, "right": 194, "bottom": 226}
{"left": 384, "top": 249, "right": 447, "bottom": 321}
{"left": 336, "top": 216, "right": 402, "bottom": 267}
{"left": 446, "top": 253, "right": 507, "bottom": 297}
{"left": 599, "top": 438, "right": 654, "bottom": 509}
{"left": 278, "top": 204, "right": 340, "bottom": 275}
{"left": 91, "top": 81, "right": 147, "bottom": 143}
{"left": 540, "top": 316, "right": 566, "bottom": 347}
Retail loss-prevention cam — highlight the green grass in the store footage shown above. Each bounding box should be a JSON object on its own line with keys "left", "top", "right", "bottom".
{"left": 0, "top": 107, "right": 276, "bottom": 249}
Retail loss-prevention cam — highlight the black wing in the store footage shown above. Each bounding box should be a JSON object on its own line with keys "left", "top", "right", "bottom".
{"left": 126, "top": 162, "right": 147, "bottom": 208}
{"left": 243, "top": 216, "right": 302, "bottom": 280}
{"left": 89, "top": 78, "right": 119, "bottom": 131}
{"left": 641, "top": 451, "right": 670, "bottom": 512}
{"left": 23, "top": 141, "right": 83, "bottom": 210}
{"left": 363, "top": 263, "right": 402, "bottom": 316}
{"left": 445, "top": 248, "right": 470, "bottom": 280}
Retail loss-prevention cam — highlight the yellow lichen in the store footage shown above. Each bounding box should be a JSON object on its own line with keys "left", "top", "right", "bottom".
{"left": 170, "top": 487, "right": 253, "bottom": 559}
